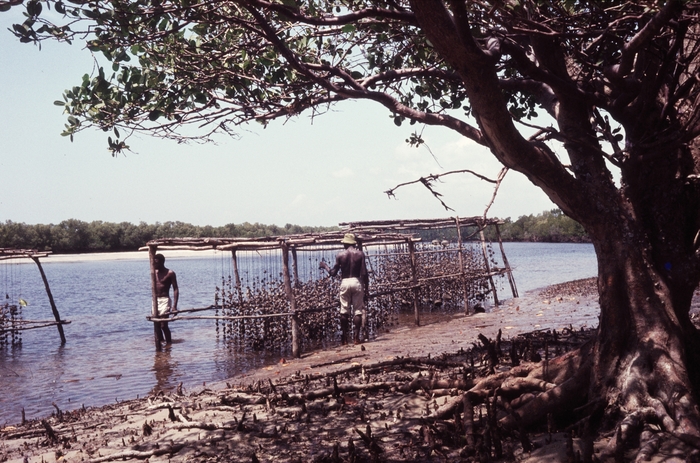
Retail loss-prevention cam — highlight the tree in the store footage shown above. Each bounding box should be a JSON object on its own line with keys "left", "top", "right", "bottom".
{"left": 489, "top": 209, "right": 589, "bottom": 242}
{"left": 5, "top": 0, "right": 700, "bottom": 458}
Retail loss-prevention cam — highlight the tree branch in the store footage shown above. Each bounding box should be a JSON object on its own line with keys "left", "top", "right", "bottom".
{"left": 483, "top": 167, "right": 508, "bottom": 220}
{"left": 246, "top": 4, "right": 485, "bottom": 145}
{"left": 384, "top": 169, "right": 501, "bottom": 212}
{"left": 606, "top": 0, "right": 682, "bottom": 80}
{"left": 245, "top": 0, "right": 417, "bottom": 27}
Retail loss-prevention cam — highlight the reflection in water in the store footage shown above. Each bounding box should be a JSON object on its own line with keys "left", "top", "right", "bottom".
{"left": 151, "top": 347, "right": 176, "bottom": 394}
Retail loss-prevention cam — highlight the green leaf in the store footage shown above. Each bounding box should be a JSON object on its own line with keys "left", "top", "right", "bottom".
{"left": 54, "top": 100, "right": 66, "bottom": 106}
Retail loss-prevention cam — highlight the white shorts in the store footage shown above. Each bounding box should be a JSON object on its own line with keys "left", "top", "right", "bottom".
{"left": 153, "top": 297, "right": 171, "bottom": 317}
{"left": 339, "top": 278, "right": 364, "bottom": 316}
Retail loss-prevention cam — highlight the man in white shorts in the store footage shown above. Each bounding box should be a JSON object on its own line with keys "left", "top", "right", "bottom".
{"left": 153, "top": 253, "right": 179, "bottom": 345}
{"left": 320, "top": 233, "right": 369, "bottom": 344}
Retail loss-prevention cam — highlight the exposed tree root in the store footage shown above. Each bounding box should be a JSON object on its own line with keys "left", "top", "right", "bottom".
{"left": 5, "top": 325, "right": 700, "bottom": 462}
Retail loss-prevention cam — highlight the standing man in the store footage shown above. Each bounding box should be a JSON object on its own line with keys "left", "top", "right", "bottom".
{"left": 153, "top": 253, "right": 178, "bottom": 345}
{"left": 319, "top": 233, "right": 369, "bottom": 345}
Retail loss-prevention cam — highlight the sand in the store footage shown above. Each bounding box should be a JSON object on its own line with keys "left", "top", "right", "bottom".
{"left": 0, "top": 278, "right": 621, "bottom": 462}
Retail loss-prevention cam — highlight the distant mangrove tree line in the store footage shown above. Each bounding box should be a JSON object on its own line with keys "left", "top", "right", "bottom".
{"left": 0, "top": 220, "right": 337, "bottom": 254}
{"left": 488, "top": 209, "right": 589, "bottom": 243}
{"left": 0, "top": 210, "right": 587, "bottom": 254}
{"left": 413, "top": 209, "right": 589, "bottom": 244}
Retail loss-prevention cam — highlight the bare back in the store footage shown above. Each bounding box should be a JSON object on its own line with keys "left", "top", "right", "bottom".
{"left": 333, "top": 247, "right": 367, "bottom": 282}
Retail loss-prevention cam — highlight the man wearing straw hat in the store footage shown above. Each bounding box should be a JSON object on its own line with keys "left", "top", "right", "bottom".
{"left": 319, "top": 233, "right": 369, "bottom": 345}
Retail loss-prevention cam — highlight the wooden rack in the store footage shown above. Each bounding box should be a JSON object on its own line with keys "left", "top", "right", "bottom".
{"left": 141, "top": 217, "right": 517, "bottom": 357}
{"left": 0, "top": 248, "right": 69, "bottom": 344}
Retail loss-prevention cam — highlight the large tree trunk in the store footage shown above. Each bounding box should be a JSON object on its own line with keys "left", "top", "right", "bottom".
{"left": 409, "top": 1, "right": 700, "bottom": 456}
{"left": 589, "top": 218, "right": 700, "bottom": 454}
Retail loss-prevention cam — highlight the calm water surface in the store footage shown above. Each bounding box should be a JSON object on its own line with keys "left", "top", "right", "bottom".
{"left": 0, "top": 243, "right": 596, "bottom": 425}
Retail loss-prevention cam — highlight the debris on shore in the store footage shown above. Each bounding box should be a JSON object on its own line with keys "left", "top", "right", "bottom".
{"left": 1, "top": 279, "right": 604, "bottom": 462}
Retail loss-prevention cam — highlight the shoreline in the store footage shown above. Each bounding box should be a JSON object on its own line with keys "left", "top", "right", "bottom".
{"left": 37, "top": 249, "right": 222, "bottom": 263}
{"left": 1, "top": 278, "right": 602, "bottom": 462}
{"left": 212, "top": 277, "right": 600, "bottom": 389}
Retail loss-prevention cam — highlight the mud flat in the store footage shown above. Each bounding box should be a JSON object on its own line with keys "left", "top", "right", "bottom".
{"left": 1, "top": 278, "right": 616, "bottom": 462}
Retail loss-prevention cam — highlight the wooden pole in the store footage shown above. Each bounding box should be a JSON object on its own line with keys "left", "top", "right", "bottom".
{"left": 281, "top": 242, "right": 301, "bottom": 358}
{"left": 407, "top": 239, "right": 420, "bottom": 326}
{"left": 357, "top": 240, "right": 367, "bottom": 337}
{"left": 494, "top": 224, "right": 518, "bottom": 298}
{"left": 148, "top": 245, "right": 160, "bottom": 348}
{"left": 149, "top": 313, "right": 290, "bottom": 322}
{"left": 30, "top": 256, "right": 66, "bottom": 344}
{"left": 231, "top": 249, "right": 244, "bottom": 340}
{"left": 454, "top": 217, "right": 471, "bottom": 315}
{"left": 478, "top": 228, "right": 499, "bottom": 308}
{"left": 291, "top": 246, "right": 300, "bottom": 288}
{"left": 231, "top": 250, "right": 243, "bottom": 304}
{"left": 0, "top": 320, "right": 72, "bottom": 333}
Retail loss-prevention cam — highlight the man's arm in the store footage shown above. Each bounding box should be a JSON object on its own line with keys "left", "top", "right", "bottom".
{"left": 170, "top": 271, "right": 179, "bottom": 312}
{"left": 329, "top": 255, "right": 342, "bottom": 277}
{"left": 319, "top": 255, "right": 342, "bottom": 277}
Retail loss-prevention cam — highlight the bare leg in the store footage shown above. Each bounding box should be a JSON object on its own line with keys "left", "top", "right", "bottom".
{"left": 161, "top": 322, "right": 172, "bottom": 344}
{"left": 340, "top": 314, "right": 349, "bottom": 345}
{"left": 353, "top": 314, "right": 362, "bottom": 344}
{"left": 154, "top": 322, "right": 165, "bottom": 342}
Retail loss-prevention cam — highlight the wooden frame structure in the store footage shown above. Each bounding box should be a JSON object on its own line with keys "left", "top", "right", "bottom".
{"left": 340, "top": 216, "right": 519, "bottom": 305}
{"left": 0, "top": 248, "right": 68, "bottom": 344}
{"left": 143, "top": 218, "right": 517, "bottom": 357}
{"left": 144, "top": 231, "right": 414, "bottom": 356}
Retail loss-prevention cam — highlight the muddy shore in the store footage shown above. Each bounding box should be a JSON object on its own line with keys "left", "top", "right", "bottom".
{"left": 2, "top": 278, "right": 604, "bottom": 462}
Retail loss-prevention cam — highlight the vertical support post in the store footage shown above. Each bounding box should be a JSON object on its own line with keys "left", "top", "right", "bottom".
{"left": 231, "top": 249, "right": 243, "bottom": 305}
{"left": 281, "top": 242, "right": 301, "bottom": 358}
{"left": 357, "top": 240, "right": 369, "bottom": 338}
{"left": 407, "top": 239, "right": 420, "bottom": 326}
{"left": 30, "top": 256, "right": 66, "bottom": 344}
{"left": 291, "top": 246, "right": 300, "bottom": 288}
{"left": 231, "top": 249, "right": 244, "bottom": 340}
{"left": 454, "top": 217, "right": 471, "bottom": 315}
{"left": 148, "top": 245, "right": 160, "bottom": 348}
{"left": 495, "top": 223, "right": 518, "bottom": 298}
{"left": 479, "top": 226, "right": 499, "bottom": 308}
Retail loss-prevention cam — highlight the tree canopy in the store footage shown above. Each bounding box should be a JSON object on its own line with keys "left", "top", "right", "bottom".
{"left": 6, "top": 0, "right": 700, "bottom": 459}
{"left": 8, "top": 0, "right": 481, "bottom": 152}
{"left": 493, "top": 208, "right": 588, "bottom": 243}
{"left": 0, "top": 219, "right": 336, "bottom": 253}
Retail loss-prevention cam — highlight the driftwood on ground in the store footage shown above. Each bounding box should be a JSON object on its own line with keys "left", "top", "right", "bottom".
{"left": 2, "top": 327, "right": 608, "bottom": 463}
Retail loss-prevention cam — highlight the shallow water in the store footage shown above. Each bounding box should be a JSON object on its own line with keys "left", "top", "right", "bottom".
{"left": 501, "top": 242, "right": 597, "bottom": 294}
{"left": 0, "top": 243, "right": 596, "bottom": 425}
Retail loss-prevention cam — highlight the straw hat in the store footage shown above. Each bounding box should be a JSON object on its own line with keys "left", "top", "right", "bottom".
{"left": 341, "top": 233, "right": 357, "bottom": 245}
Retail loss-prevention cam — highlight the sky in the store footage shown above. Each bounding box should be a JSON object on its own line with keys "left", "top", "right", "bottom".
{"left": 0, "top": 10, "right": 556, "bottom": 228}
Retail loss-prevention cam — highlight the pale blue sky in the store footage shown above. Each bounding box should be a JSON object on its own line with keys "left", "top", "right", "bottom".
{"left": 0, "top": 10, "right": 555, "bottom": 227}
